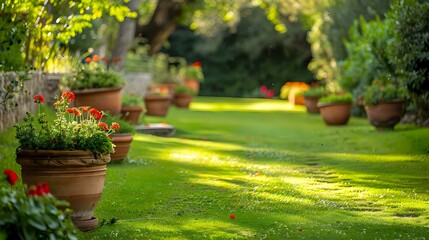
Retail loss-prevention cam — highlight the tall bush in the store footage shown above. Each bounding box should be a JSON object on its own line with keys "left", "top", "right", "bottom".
{"left": 391, "top": 0, "right": 429, "bottom": 123}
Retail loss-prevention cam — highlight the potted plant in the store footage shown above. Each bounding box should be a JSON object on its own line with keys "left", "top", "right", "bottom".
{"left": 14, "top": 92, "right": 120, "bottom": 231}
{"left": 173, "top": 85, "right": 196, "bottom": 109}
{"left": 363, "top": 80, "right": 406, "bottom": 130}
{"left": 1, "top": 169, "right": 77, "bottom": 239}
{"left": 121, "top": 94, "right": 145, "bottom": 125}
{"left": 184, "top": 61, "right": 204, "bottom": 94}
{"left": 61, "top": 55, "right": 125, "bottom": 115}
{"left": 103, "top": 115, "right": 136, "bottom": 162}
{"left": 317, "top": 92, "right": 353, "bottom": 125}
{"left": 144, "top": 89, "right": 172, "bottom": 117}
{"left": 279, "top": 82, "right": 309, "bottom": 105}
{"left": 302, "top": 87, "right": 326, "bottom": 114}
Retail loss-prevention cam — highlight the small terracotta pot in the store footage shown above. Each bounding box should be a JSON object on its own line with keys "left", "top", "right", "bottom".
{"left": 184, "top": 78, "right": 200, "bottom": 94}
{"left": 144, "top": 95, "right": 172, "bottom": 117}
{"left": 110, "top": 133, "right": 133, "bottom": 162}
{"left": 16, "top": 150, "right": 110, "bottom": 232}
{"left": 318, "top": 102, "right": 351, "bottom": 125}
{"left": 73, "top": 87, "right": 122, "bottom": 115}
{"left": 365, "top": 100, "right": 405, "bottom": 131}
{"left": 173, "top": 93, "right": 194, "bottom": 108}
{"left": 120, "top": 106, "right": 144, "bottom": 125}
{"left": 304, "top": 96, "right": 320, "bottom": 113}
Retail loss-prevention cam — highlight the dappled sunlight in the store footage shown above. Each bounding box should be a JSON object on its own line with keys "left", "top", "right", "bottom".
{"left": 319, "top": 152, "right": 425, "bottom": 162}
{"left": 191, "top": 100, "right": 305, "bottom": 112}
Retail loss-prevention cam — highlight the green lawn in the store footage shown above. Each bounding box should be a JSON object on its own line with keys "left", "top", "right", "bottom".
{"left": 2, "top": 97, "right": 429, "bottom": 239}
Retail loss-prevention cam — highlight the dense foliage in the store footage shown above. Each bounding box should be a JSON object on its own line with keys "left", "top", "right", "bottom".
{"left": 363, "top": 80, "right": 406, "bottom": 105}
{"left": 318, "top": 92, "right": 353, "bottom": 104}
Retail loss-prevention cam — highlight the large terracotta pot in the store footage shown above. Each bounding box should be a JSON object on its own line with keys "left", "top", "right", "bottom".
{"left": 120, "top": 106, "right": 144, "bottom": 125}
{"left": 73, "top": 87, "right": 122, "bottom": 115}
{"left": 318, "top": 102, "right": 351, "bottom": 125}
{"left": 144, "top": 95, "right": 172, "bottom": 117}
{"left": 110, "top": 133, "right": 133, "bottom": 162}
{"left": 16, "top": 150, "right": 110, "bottom": 232}
{"left": 365, "top": 100, "right": 405, "bottom": 131}
{"left": 184, "top": 78, "right": 200, "bottom": 95}
{"left": 173, "top": 93, "right": 194, "bottom": 109}
{"left": 304, "top": 96, "right": 320, "bottom": 114}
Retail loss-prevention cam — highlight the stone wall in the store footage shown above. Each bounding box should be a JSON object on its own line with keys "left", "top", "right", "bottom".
{"left": 0, "top": 72, "right": 46, "bottom": 132}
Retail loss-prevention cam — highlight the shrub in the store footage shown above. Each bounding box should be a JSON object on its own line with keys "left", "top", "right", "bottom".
{"left": 302, "top": 87, "right": 326, "bottom": 98}
{"left": 363, "top": 79, "right": 406, "bottom": 105}
{"left": 319, "top": 92, "right": 353, "bottom": 105}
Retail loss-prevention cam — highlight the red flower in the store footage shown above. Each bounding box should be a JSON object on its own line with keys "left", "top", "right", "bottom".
{"left": 260, "top": 85, "right": 267, "bottom": 94}
{"left": 66, "top": 108, "right": 74, "bottom": 114}
{"left": 90, "top": 108, "right": 102, "bottom": 120}
{"left": 191, "top": 62, "right": 202, "bottom": 67}
{"left": 98, "top": 122, "right": 109, "bottom": 131}
{"left": 230, "top": 214, "right": 236, "bottom": 220}
{"left": 28, "top": 183, "right": 50, "bottom": 196}
{"left": 74, "top": 108, "right": 82, "bottom": 117}
{"left": 93, "top": 54, "right": 99, "bottom": 62}
{"left": 33, "top": 95, "right": 45, "bottom": 103}
{"left": 81, "top": 106, "right": 90, "bottom": 112}
{"left": 111, "top": 122, "right": 120, "bottom": 131}
{"left": 61, "top": 91, "right": 75, "bottom": 103}
{"left": 85, "top": 57, "right": 91, "bottom": 63}
{"left": 265, "top": 89, "right": 275, "bottom": 98}
{"left": 3, "top": 169, "right": 19, "bottom": 185}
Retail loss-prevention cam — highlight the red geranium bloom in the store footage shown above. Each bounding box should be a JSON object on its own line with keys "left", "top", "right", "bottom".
{"left": 90, "top": 108, "right": 102, "bottom": 120}
{"left": 259, "top": 85, "right": 267, "bottom": 94}
{"left": 28, "top": 183, "right": 50, "bottom": 196}
{"left": 111, "top": 122, "right": 120, "bottom": 131}
{"left": 265, "top": 89, "right": 275, "bottom": 98}
{"left": 61, "top": 91, "right": 75, "bottom": 103}
{"left": 66, "top": 108, "right": 74, "bottom": 114}
{"left": 93, "top": 54, "right": 99, "bottom": 62}
{"left": 74, "top": 108, "right": 82, "bottom": 117}
{"left": 33, "top": 94, "right": 45, "bottom": 103}
{"left": 230, "top": 214, "right": 236, "bottom": 220}
{"left": 3, "top": 169, "right": 19, "bottom": 185}
{"left": 98, "top": 122, "right": 109, "bottom": 131}
{"left": 80, "top": 106, "right": 90, "bottom": 112}
{"left": 85, "top": 57, "right": 91, "bottom": 63}
{"left": 191, "top": 61, "right": 202, "bottom": 67}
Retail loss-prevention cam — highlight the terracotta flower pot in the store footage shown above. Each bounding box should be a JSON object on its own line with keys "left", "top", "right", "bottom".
{"left": 318, "top": 102, "right": 351, "bottom": 125}
{"left": 304, "top": 96, "right": 320, "bottom": 114}
{"left": 110, "top": 133, "right": 133, "bottom": 162}
{"left": 144, "top": 95, "right": 172, "bottom": 117}
{"left": 173, "top": 93, "right": 194, "bottom": 109}
{"left": 16, "top": 150, "right": 110, "bottom": 232}
{"left": 73, "top": 87, "right": 122, "bottom": 115}
{"left": 365, "top": 100, "right": 405, "bottom": 131}
{"left": 184, "top": 78, "right": 200, "bottom": 95}
{"left": 120, "top": 106, "right": 144, "bottom": 125}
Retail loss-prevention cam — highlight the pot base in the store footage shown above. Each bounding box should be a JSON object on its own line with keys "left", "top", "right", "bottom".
{"left": 72, "top": 217, "right": 98, "bottom": 232}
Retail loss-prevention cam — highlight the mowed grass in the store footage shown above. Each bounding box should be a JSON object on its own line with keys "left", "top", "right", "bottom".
{"left": 1, "top": 97, "right": 429, "bottom": 239}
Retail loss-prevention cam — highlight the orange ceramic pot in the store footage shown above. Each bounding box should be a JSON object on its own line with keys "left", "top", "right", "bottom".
{"left": 120, "top": 106, "right": 144, "bottom": 125}
{"left": 73, "top": 87, "right": 122, "bottom": 115}
{"left": 144, "top": 95, "right": 172, "bottom": 117}
{"left": 365, "top": 100, "right": 405, "bottom": 130}
{"left": 184, "top": 78, "right": 200, "bottom": 95}
{"left": 16, "top": 150, "right": 110, "bottom": 232}
{"left": 173, "top": 93, "right": 194, "bottom": 109}
{"left": 110, "top": 133, "right": 133, "bottom": 162}
{"left": 318, "top": 102, "right": 351, "bottom": 125}
{"left": 304, "top": 96, "right": 320, "bottom": 114}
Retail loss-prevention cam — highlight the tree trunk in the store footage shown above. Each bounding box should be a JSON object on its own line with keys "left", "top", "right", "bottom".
{"left": 111, "top": 0, "right": 143, "bottom": 70}
{"left": 135, "top": 0, "right": 189, "bottom": 55}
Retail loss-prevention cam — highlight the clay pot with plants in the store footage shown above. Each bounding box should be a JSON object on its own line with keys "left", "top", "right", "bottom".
{"left": 184, "top": 61, "right": 204, "bottom": 94}
{"left": 121, "top": 94, "right": 145, "bottom": 125}
{"left": 144, "top": 89, "right": 172, "bottom": 117}
{"left": 173, "top": 85, "right": 196, "bottom": 109}
{"left": 363, "top": 80, "right": 406, "bottom": 131}
{"left": 302, "top": 87, "right": 326, "bottom": 114}
{"left": 103, "top": 116, "right": 135, "bottom": 162}
{"left": 317, "top": 92, "right": 353, "bottom": 125}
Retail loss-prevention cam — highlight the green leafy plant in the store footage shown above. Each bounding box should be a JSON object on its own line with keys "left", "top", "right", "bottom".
{"left": 185, "top": 62, "right": 204, "bottom": 82}
{"left": 122, "top": 94, "right": 144, "bottom": 107}
{"left": 318, "top": 92, "right": 353, "bottom": 105}
{"left": 363, "top": 79, "right": 406, "bottom": 105}
{"left": 0, "top": 169, "right": 77, "bottom": 240}
{"left": 302, "top": 87, "right": 326, "bottom": 98}
{"left": 61, "top": 56, "right": 124, "bottom": 90}
{"left": 175, "top": 85, "right": 197, "bottom": 96}
{"left": 14, "top": 92, "right": 120, "bottom": 156}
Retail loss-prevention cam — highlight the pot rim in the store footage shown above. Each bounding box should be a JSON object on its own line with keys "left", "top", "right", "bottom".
{"left": 72, "top": 86, "right": 123, "bottom": 94}
{"left": 317, "top": 102, "right": 352, "bottom": 108}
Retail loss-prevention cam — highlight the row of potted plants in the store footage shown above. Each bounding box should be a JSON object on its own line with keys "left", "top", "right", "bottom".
{"left": 302, "top": 80, "right": 406, "bottom": 130}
